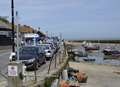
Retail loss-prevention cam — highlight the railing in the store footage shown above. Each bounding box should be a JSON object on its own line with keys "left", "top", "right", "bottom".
{"left": 22, "top": 44, "right": 68, "bottom": 87}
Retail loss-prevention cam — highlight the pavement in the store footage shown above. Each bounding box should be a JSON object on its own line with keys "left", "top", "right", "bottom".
{"left": 0, "top": 49, "right": 11, "bottom": 87}
{"left": 69, "top": 62, "right": 120, "bottom": 87}
{"left": 0, "top": 81, "right": 7, "bottom": 87}
{"left": 0, "top": 46, "right": 11, "bottom": 50}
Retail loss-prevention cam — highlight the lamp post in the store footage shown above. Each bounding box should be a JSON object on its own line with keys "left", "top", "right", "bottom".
{"left": 8, "top": 1, "right": 23, "bottom": 87}
{"left": 16, "top": 11, "right": 20, "bottom": 61}
{"left": 38, "top": 27, "right": 40, "bottom": 31}
{"left": 11, "top": 0, "right": 15, "bottom": 52}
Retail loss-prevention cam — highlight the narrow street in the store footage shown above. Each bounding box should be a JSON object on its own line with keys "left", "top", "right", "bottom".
{"left": 0, "top": 45, "right": 68, "bottom": 87}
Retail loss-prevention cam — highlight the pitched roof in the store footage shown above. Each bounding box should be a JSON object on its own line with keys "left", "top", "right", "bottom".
{"left": 0, "top": 20, "right": 45, "bottom": 36}
{"left": 20, "top": 25, "right": 33, "bottom": 33}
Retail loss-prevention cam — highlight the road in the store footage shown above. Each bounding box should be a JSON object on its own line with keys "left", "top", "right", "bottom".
{"left": 22, "top": 48, "right": 65, "bottom": 86}
{"left": 0, "top": 49, "right": 57, "bottom": 85}
{"left": 0, "top": 44, "right": 66, "bottom": 86}
{"left": 0, "top": 49, "right": 11, "bottom": 82}
{"left": 0, "top": 49, "right": 11, "bottom": 72}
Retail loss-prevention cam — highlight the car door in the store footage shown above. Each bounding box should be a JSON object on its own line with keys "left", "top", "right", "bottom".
{"left": 38, "top": 47, "right": 45, "bottom": 64}
{"left": 49, "top": 46, "right": 54, "bottom": 57}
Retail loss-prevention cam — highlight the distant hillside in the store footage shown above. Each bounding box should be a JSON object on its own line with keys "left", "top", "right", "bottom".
{"left": 0, "top": 17, "right": 11, "bottom": 29}
{"left": 0, "top": 17, "right": 46, "bottom": 36}
{"left": 68, "top": 40, "right": 120, "bottom": 43}
{"left": 0, "top": 17, "right": 9, "bottom": 24}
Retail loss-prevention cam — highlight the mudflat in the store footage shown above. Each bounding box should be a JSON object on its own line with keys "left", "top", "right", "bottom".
{"left": 69, "top": 62, "right": 120, "bottom": 87}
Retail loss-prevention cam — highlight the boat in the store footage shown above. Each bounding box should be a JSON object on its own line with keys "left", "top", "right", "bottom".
{"left": 103, "top": 48, "right": 120, "bottom": 60}
{"left": 103, "top": 48, "right": 120, "bottom": 56}
{"left": 84, "top": 43, "right": 100, "bottom": 51}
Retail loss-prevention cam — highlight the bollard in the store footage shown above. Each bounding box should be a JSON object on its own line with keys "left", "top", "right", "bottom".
{"left": 62, "top": 69, "right": 68, "bottom": 80}
{"left": 48, "top": 57, "right": 53, "bottom": 74}
{"left": 55, "top": 54, "right": 57, "bottom": 68}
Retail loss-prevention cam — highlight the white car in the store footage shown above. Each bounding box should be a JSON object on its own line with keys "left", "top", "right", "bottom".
{"left": 38, "top": 44, "right": 54, "bottom": 60}
{"left": 9, "top": 52, "right": 16, "bottom": 61}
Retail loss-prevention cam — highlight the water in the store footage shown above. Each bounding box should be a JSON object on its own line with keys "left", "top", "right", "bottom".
{"left": 75, "top": 54, "right": 120, "bottom": 66}
{"left": 73, "top": 45, "right": 120, "bottom": 66}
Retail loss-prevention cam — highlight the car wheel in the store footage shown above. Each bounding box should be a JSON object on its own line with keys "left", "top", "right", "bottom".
{"left": 37, "top": 63, "right": 39, "bottom": 70}
{"left": 38, "top": 60, "right": 41, "bottom": 67}
{"left": 43, "top": 58, "right": 46, "bottom": 64}
{"left": 34, "top": 62, "right": 39, "bottom": 70}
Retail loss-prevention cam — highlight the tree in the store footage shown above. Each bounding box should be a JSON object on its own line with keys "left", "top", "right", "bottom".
{"left": 37, "top": 31, "right": 46, "bottom": 37}
{"left": 0, "top": 17, "right": 9, "bottom": 24}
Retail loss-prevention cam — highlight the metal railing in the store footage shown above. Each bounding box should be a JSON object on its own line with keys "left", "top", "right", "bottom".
{"left": 22, "top": 45, "right": 68, "bottom": 87}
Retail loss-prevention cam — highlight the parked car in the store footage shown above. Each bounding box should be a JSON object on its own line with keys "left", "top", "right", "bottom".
{"left": 19, "top": 46, "right": 46, "bottom": 70}
{"left": 38, "top": 44, "right": 54, "bottom": 60}
{"left": 47, "top": 42, "right": 56, "bottom": 53}
{"left": 52, "top": 41, "right": 60, "bottom": 53}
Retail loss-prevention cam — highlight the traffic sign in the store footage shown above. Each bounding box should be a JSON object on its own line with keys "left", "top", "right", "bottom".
{"left": 8, "top": 65, "right": 18, "bottom": 76}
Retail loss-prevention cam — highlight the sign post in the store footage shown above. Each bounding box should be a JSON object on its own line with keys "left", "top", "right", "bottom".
{"left": 8, "top": 0, "right": 23, "bottom": 87}
{"left": 8, "top": 61, "right": 23, "bottom": 87}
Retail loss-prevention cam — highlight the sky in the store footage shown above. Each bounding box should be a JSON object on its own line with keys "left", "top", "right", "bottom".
{"left": 0, "top": 0, "right": 120, "bottom": 40}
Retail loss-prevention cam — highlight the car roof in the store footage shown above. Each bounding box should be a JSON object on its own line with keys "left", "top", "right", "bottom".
{"left": 21, "top": 46, "right": 39, "bottom": 48}
{"left": 37, "top": 44, "right": 50, "bottom": 46}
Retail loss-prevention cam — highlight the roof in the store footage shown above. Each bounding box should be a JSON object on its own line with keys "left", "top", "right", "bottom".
{"left": 24, "top": 33, "right": 39, "bottom": 38}
{"left": 19, "top": 25, "right": 34, "bottom": 33}
{"left": 0, "top": 19, "right": 45, "bottom": 36}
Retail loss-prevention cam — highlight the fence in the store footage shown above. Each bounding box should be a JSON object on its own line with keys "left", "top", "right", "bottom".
{"left": 0, "top": 42, "right": 69, "bottom": 87}
{"left": 22, "top": 44, "right": 68, "bottom": 87}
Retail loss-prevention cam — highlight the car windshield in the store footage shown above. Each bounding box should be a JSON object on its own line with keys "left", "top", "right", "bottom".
{"left": 40, "top": 45, "right": 50, "bottom": 50}
{"left": 19, "top": 47, "right": 38, "bottom": 55}
{"left": 45, "top": 45, "right": 50, "bottom": 49}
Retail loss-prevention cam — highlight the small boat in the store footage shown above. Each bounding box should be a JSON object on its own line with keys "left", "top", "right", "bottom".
{"left": 103, "top": 48, "right": 112, "bottom": 55}
{"left": 71, "top": 48, "right": 88, "bottom": 57}
{"left": 103, "top": 48, "right": 120, "bottom": 56}
{"left": 83, "top": 56, "right": 96, "bottom": 61}
{"left": 103, "top": 48, "right": 120, "bottom": 60}
{"left": 84, "top": 43, "right": 100, "bottom": 51}
{"left": 74, "top": 51, "right": 88, "bottom": 57}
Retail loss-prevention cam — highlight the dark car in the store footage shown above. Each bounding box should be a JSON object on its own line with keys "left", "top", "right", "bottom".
{"left": 19, "top": 46, "right": 46, "bottom": 70}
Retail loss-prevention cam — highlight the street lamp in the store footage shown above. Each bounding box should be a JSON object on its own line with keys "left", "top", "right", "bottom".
{"left": 11, "top": 0, "right": 15, "bottom": 52}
